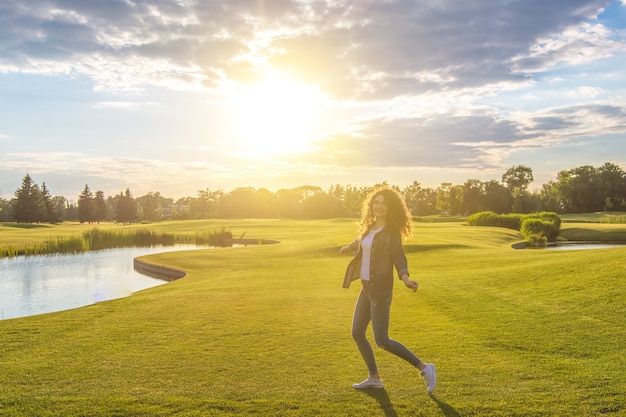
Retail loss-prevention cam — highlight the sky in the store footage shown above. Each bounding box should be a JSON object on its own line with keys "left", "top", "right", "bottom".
{"left": 1, "top": 0, "right": 625, "bottom": 201}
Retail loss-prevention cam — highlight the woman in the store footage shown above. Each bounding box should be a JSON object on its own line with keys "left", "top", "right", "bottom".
{"left": 339, "top": 187, "right": 436, "bottom": 393}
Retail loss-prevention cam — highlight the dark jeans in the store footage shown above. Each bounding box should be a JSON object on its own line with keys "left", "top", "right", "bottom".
{"left": 351, "top": 287, "right": 422, "bottom": 374}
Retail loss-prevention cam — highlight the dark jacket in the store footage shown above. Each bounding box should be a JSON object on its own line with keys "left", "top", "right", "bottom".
{"left": 342, "top": 227, "right": 409, "bottom": 298}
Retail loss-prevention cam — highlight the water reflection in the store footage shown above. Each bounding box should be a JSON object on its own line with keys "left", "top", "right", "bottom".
{"left": 545, "top": 242, "right": 626, "bottom": 250}
{"left": 0, "top": 245, "right": 199, "bottom": 320}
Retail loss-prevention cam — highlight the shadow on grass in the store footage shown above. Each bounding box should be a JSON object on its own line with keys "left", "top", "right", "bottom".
{"left": 2, "top": 222, "right": 50, "bottom": 229}
{"left": 403, "top": 243, "right": 469, "bottom": 253}
{"left": 357, "top": 388, "right": 397, "bottom": 417}
{"left": 430, "top": 394, "right": 461, "bottom": 417}
{"left": 357, "top": 389, "right": 461, "bottom": 417}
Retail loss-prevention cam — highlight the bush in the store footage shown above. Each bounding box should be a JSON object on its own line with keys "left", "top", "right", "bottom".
{"left": 521, "top": 217, "right": 551, "bottom": 248}
{"left": 467, "top": 212, "right": 523, "bottom": 230}
{"left": 602, "top": 215, "right": 626, "bottom": 224}
{"left": 468, "top": 211, "right": 561, "bottom": 244}
{"left": 526, "top": 233, "right": 548, "bottom": 248}
{"left": 522, "top": 212, "right": 561, "bottom": 241}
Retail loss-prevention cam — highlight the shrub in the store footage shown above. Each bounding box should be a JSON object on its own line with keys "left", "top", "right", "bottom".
{"left": 467, "top": 211, "right": 496, "bottom": 227}
{"left": 468, "top": 211, "right": 561, "bottom": 244}
{"left": 498, "top": 213, "right": 524, "bottom": 230}
{"left": 521, "top": 218, "right": 547, "bottom": 238}
{"left": 522, "top": 212, "right": 560, "bottom": 241}
{"left": 526, "top": 234, "right": 548, "bottom": 248}
{"left": 602, "top": 215, "right": 626, "bottom": 224}
{"left": 467, "top": 212, "right": 523, "bottom": 230}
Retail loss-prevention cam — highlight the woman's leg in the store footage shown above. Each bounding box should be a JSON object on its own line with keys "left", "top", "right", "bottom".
{"left": 370, "top": 295, "right": 423, "bottom": 368}
{"left": 351, "top": 290, "right": 378, "bottom": 375}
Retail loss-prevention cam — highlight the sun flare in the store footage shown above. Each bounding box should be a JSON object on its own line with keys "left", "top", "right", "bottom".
{"left": 230, "top": 76, "right": 323, "bottom": 156}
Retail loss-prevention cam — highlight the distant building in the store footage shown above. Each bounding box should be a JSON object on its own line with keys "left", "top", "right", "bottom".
{"left": 160, "top": 204, "right": 190, "bottom": 219}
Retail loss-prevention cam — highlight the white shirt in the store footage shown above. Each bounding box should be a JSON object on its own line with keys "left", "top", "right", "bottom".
{"left": 359, "top": 226, "right": 384, "bottom": 280}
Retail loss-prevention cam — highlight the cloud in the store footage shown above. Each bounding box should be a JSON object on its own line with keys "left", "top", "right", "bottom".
{"left": 512, "top": 22, "right": 624, "bottom": 73}
{"left": 1, "top": 0, "right": 624, "bottom": 195}
{"left": 0, "top": 151, "right": 245, "bottom": 197}
{"left": 0, "top": 0, "right": 618, "bottom": 97}
{"left": 522, "top": 103, "right": 626, "bottom": 137}
{"left": 92, "top": 101, "right": 140, "bottom": 110}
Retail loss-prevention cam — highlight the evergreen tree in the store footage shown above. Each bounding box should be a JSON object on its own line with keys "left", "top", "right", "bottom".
{"left": 94, "top": 190, "right": 108, "bottom": 223}
{"left": 78, "top": 184, "right": 95, "bottom": 224}
{"left": 115, "top": 188, "right": 136, "bottom": 225}
{"left": 65, "top": 200, "right": 78, "bottom": 221}
{"left": 52, "top": 196, "right": 68, "bottom": 221}
{"left": 13, "top": 174, "right": 44, "bottom": 223}
{"left": 0, "top": 197, "right": 13, "bottom": 222}
{"left": 40, "top": 182, "right": 61, "bottom": 223}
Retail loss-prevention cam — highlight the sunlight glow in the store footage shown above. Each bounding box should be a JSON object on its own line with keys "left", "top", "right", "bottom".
{"left": 230, "top": 76, "right": 323, "bottom": 155}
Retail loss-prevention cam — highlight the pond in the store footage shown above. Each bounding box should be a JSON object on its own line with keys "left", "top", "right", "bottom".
{"left": 0, "top": 245, "right": 201, "bottom": 320}
{"left": 544, "top": 242, "right": 626, "bottom": 250}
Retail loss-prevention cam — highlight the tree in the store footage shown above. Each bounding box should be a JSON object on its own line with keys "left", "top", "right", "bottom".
{"left": 136, "top": 191, "right": 162, "bottom": 222}
{"left": 219, "top": 187, "right": 258, "bottom": 218}
{"left": 502, "top": 165, "right": 534, "bottom": 213}
{"left": 78, "top": 184, "right": 95, "bottom": 224}
{"left": 460, "top": 179, "right": 484, "bottom": 215}
{"left": 555, "top": 165, "right": 604, "bottom": 213}
{"left": 301, "top": 192, "right": 344, "bottom": 218}
{"left": 94, "top": 190, "right": 108, "bottom": 223}
{"left": 483, "top": 180, "right": 513, "bottom": 214}
{"left": 189, "top": 189, "right": 218, "bottom": 219}
{"left": 536, "top": 181, "right": 561, "bottom": 212}
{"left": 597, "top": 162, "right": 626, "bottom": 211}
{"left": 115, "top": 188, "right": 136, "bottom": 224}
{"left": 65, "top": 200, "right": 78, "bottom": 221}
{"left": 40, "top": 182, "right": 60, "bottom": 223}
{"left": 402, "top": 181, "right": 422, "bottom": 215}
{"left": 13, "top": 174, "right": 44, "bottom": 223}
{"left": 51, "top": 196, "right": 68, "bottom": 221}
{"left": 0, "top": 197, "right": 12, "bottom": 222}
{"left": 276, "top": 188, "right": 302, "bottom": 218}
{"left": 502, "top": 165, "right": 534, "bottom": 191}
{"left": 253, "top": 188, "right": 279, "bottom": 218}
{"left": 343, "top": 185, "right": 370, "bottom": 216}
{"left": 436, "top": 183, "right": 463, "bottom": 215}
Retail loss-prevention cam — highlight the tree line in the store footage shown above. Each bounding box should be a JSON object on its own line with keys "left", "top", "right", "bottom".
{"left": 1, "top": 162, "right": 625, "bottom": 224}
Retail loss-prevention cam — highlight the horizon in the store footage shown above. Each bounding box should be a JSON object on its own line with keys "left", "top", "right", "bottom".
{"left": 1, "top": 1, "right": 625, "bottom": 201}
{"left": 2, "top": 160, "right": 625, "bottom": 203}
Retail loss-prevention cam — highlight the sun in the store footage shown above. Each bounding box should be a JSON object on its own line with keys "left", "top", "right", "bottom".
{"left": 230, "top": 76, "right": 323, "bottom": 155}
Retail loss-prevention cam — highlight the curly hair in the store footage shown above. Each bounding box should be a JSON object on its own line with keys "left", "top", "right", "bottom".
{"left": 358, "top": 187, "right": 413, "bottom": 239}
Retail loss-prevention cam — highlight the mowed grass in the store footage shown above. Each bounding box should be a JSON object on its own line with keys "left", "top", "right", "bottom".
{"left": 0, "top": 219, "right": 624, "bottom": 416}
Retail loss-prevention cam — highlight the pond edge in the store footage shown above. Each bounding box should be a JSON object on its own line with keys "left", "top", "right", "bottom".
{"left": 132, "top": 238, "right": 280, "bottom": 281}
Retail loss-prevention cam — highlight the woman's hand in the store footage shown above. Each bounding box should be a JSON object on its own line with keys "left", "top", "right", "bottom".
{"left": 401, "top": 275, "right": 418, "bottom": 292}
{"left": 338, "top": 245, "right": 352, "bottom": 255}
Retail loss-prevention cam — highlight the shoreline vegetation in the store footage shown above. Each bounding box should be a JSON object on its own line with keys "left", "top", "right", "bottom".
{"left": 2, "top": 212, "right": 626, "bottom": 258}
{"left": 0, "top": 227, "right": 277, "bottom": 258}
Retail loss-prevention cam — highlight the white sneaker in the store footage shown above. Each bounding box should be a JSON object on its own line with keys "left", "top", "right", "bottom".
{"left": 420, "top": 363, "right": 436, "bottom": 393}
{"left": 352, "top": 376, "right": 384, "bottom": 389}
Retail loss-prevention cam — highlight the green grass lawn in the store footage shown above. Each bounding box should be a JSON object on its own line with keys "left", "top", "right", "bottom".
{"left": 561, "top": 212, "right": 626, "bottom": 223}
{"left": 0, "top": 219, "right": 624, "bottom": 416}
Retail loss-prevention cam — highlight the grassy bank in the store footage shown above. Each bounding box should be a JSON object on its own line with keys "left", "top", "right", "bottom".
{"left": 0, "top": 221, "right": 239, "bottom": 257}
{"left": 0, "top": 219, "right": 624, "bottom": 416}
{"left": 560, "top": 222, "right": 626, "bottom": 241}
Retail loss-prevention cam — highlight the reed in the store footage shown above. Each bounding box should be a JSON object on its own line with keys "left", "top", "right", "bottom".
{"left": 602, "top": 214, "right": 626, "bottom": 224}
{"left": 0, "top": 246, "right": 19, "bottom": 257}
{"left": 194, "top": 227, "right": 233, "bottom": 247}
{"left": 1, "top": 228, "right": 179, "bottom": 257}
